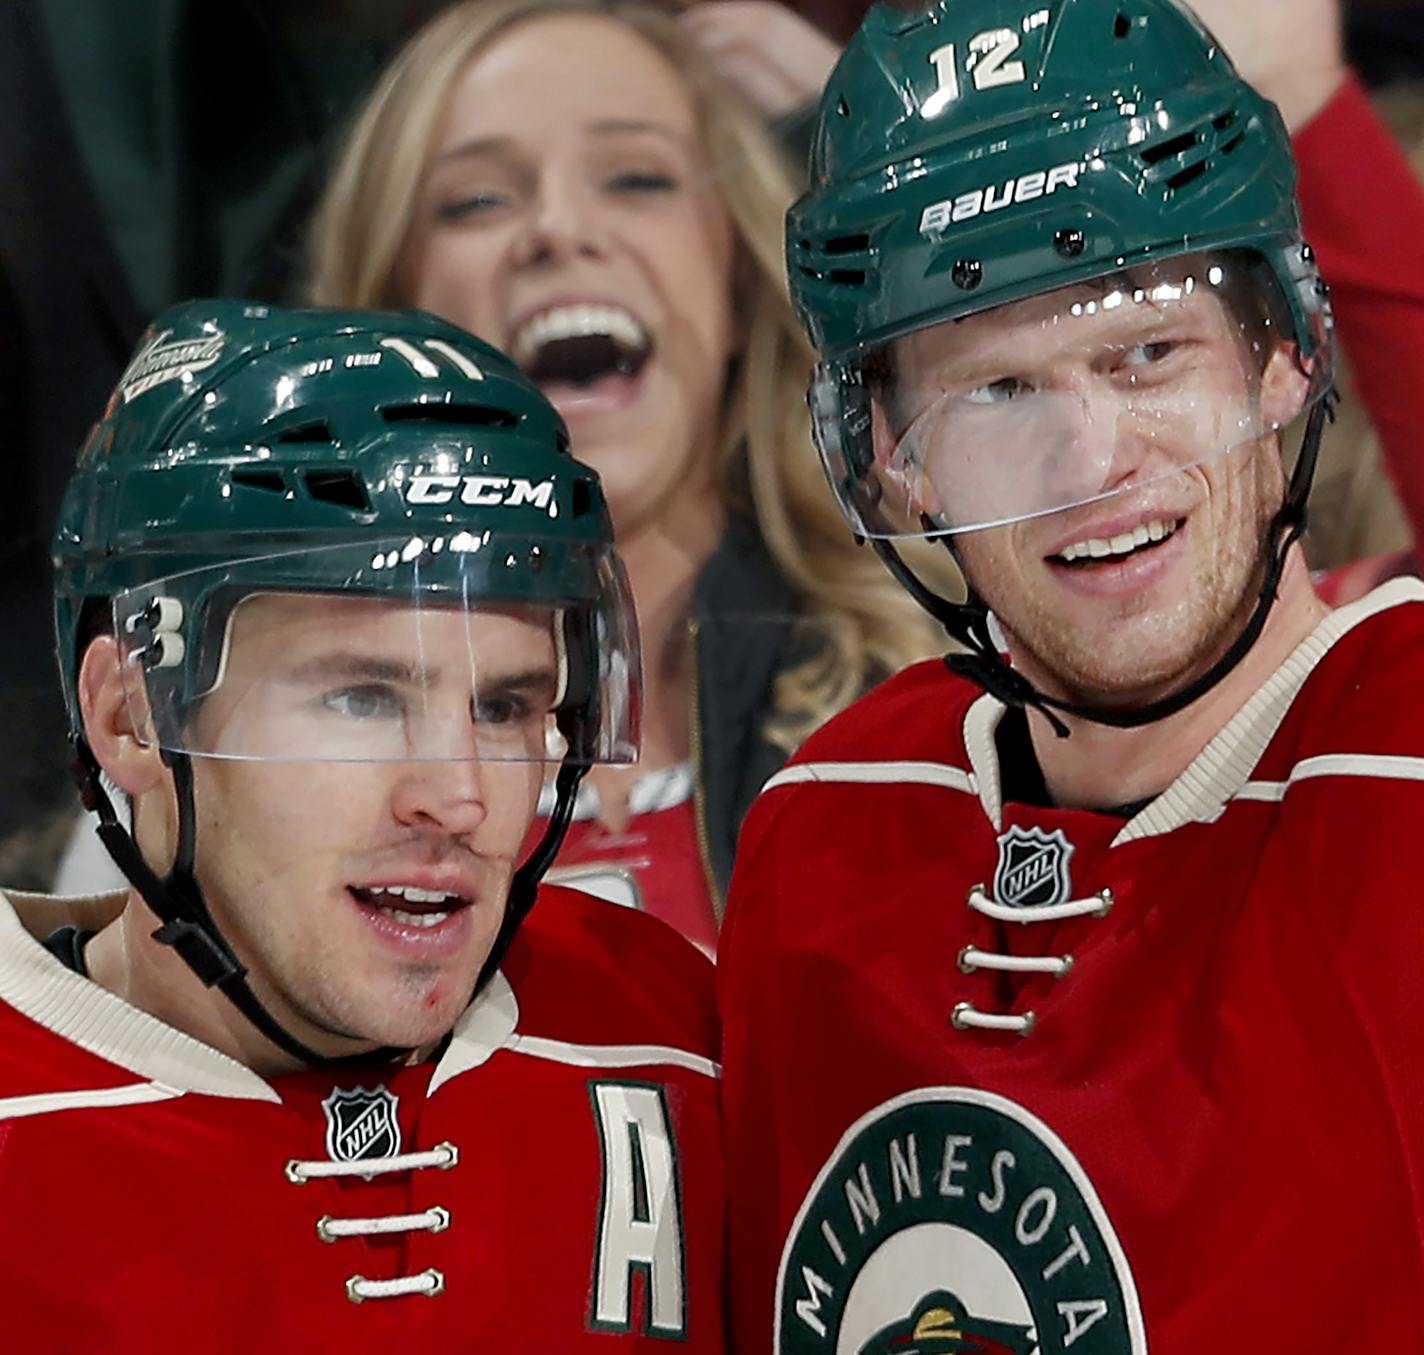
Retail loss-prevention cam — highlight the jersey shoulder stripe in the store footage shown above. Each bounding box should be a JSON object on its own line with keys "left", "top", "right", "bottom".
{"left": 0, "top": 1079, "right": 183, "bottom": 1123}
{"left": 762, "top": 760, "right": 976, "bottom": 796}
{"left": 508, "top": 1035, "right": 719, "bottom": 1079}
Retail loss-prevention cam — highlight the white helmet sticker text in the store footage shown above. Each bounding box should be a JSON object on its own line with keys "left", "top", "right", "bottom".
{"left": 405, "top": 474, "right": 557, "bottom": 513}
{"left": 118, "top": 330, "right": 225, "bottom": 403}
{"left": 919, "top": 162, "right": 1082, "bottom": 240}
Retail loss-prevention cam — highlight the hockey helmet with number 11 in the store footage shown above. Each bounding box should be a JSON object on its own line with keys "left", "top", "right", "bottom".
{"left": 53, "top": 300, "right": 640, "bottom": 1063}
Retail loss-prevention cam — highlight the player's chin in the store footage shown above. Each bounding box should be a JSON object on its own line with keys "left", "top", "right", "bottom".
{"left": 1059, "top": 623, "right": 1222, "bottom": 706}
{"left": 353, "top": 986, "right": 476, "bottom": 1051}
{"left": 347, "top": 951, "right": 493, "bottom": 1043}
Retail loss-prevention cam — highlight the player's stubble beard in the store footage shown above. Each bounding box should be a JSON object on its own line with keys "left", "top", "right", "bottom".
{"left": 960, "top": 441, "right": 1286, "bottom": 711}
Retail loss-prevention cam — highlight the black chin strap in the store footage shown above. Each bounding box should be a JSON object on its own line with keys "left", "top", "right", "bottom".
{"left": 73, "top": 741, "right": 344, "bottom": 1065}
{"left": 476, "top": 756, "right": 588, "bottom": 992}
{"left": 878, "top": 396, "right": 1332, "bottom": 738}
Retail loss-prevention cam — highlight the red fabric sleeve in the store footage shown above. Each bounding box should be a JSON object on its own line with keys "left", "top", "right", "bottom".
{"left": 1295, "top": 74, "right": 1424, "bottom": 538}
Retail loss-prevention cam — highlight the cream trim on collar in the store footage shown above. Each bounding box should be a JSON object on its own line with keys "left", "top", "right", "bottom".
{"left": 1117, "top": 579, "right": 1424, "bottom": 843}
{"left": 0, "top": 890, "right": 278, "bottom": 1102}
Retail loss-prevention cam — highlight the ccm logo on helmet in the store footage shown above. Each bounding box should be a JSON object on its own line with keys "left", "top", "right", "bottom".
{"left": 405, "top": 474, "right": 556, "bottom": 510}
{"left": 919, "top": 161, "right": 1082, "bottom": 239}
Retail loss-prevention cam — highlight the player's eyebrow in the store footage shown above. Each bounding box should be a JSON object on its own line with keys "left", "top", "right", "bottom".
{"left": 286, "top": 653, "right": 430, "bottom": 686}
{"left": 916, "top": 300, "right": 1198, "bottom": 383}
{"left": 476, "top": 665, "right": 560, "bottom": 700}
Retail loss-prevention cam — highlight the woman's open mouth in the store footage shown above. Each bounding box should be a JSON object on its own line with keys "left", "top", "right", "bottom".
{"left": 512, "top": 303, "right": 652, "bottom": 414}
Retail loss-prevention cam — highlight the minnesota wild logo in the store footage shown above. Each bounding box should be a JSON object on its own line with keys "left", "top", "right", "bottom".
{"left": 862, "top": 1291, "right": 1035, "bottom": 1353}
{"left": 776, "top": 1088, "right": 1146, "bottom": 1354}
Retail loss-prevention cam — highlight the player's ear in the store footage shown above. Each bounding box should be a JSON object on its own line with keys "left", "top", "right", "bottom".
{"left": 1259, "top": 342, "right": 1312, "bottom": 429}
{"left": 871, "top": 401, "right": 947, "bottom": 521}
{"left": 78, "top": 635, "right": 166, "bottom": 797}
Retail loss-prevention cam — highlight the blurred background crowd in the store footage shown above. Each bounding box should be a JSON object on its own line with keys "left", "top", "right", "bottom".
{"left": 4, "top": 0, "right": 1423, "bottom": 939}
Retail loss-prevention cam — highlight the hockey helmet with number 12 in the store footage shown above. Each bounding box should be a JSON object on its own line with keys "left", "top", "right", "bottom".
{"left": 786, "top": 0, "right": 1335, "bottom": 728}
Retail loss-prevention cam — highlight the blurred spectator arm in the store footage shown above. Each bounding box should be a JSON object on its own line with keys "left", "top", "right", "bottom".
{"left": 1294, "top": 74, "right": 1424, "bottom": 539}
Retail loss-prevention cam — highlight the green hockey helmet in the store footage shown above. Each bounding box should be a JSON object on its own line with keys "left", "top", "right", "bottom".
{"left": 55, "top": 300, "right": 639, "bottom": 767}
{"left": 788, "top": 0, "right": 1334, "bottom": 538}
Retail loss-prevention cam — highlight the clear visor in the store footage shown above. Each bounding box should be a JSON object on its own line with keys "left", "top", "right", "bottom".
{"left": 816, "top": 254, "right": 1329, "bottom": 537}
{"left": 111, "top": 539, "right": 639, "bottom": 764}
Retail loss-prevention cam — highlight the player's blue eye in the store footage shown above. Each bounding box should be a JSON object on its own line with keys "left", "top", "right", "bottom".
{"left": 963, "top": 376, "right": 1029, "bottom": 405}
{"left": 1122, "top": 340, "right": 1177, "bottom": 367}
{"left": 324, "top": 685, "right": 403, "bottom": 721}
{"left": 472, "top": 693, "right": 533, "bottom": 726}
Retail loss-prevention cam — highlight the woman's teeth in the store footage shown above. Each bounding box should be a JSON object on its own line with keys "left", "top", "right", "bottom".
{"left": 512, "top": 303, "right": 647, "bottom": 367}
{"left": 1057, "top": 518, "right": 1179, "bottom": 564}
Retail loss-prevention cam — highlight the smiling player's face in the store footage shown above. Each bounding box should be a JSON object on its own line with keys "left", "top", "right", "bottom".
{"left": 869, "top": 259, "right": 1311, "bottom": 706}
{"left": 173, "top": 593, "right": 558, "bottom": 1055}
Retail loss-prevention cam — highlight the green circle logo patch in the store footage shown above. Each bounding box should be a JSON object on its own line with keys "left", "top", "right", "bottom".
{"left": 776, "top": 1088, "right": 1146, "bottom": 1354}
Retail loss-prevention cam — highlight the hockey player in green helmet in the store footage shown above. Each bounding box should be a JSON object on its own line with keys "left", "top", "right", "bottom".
{"left": 0, "top": 302, "right": 723, "bottom": 1348}
{"left": 720, "top": 0, "right": 1424, "bottom": 1348}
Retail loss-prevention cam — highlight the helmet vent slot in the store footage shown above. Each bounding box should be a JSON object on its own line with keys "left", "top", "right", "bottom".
{"left": 1221, "top": 131, "right": 1246, "bottom": 156}
{"left": 1213, "top": 110, "right": 1237, "bottom": 132}
{"left": 303, "top": 470, "right": 371, "bottom": 511}
{"left": 276, "top": 420, "right": 334, "bottom": 444}
{"left": 572, "top": 477, "right": 594, "bottom": 518}
{"left": 382, "top": 402, "right": 520, "bottom": 429}
{"left": 1165, "top": 160, "right": 1209, "bottom": 193}
{"left": 231, "top": 469, "right": 288, "bottom": 494}
{"left": 829, "top": 269, "right": 868, "bottom": 286}
{"left": 824, "top": 233, "right": 871, "bottom": 256}
{"left": 1113, "top": 12, "right": 1132, "bottom": 38}
{"left": 1139, "top": 130, "right": 1198, "bottom": 165}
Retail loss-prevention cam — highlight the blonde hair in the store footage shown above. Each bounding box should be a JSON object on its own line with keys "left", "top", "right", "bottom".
{"left": 308, "top": 0, "right": 954, "bottom": 748}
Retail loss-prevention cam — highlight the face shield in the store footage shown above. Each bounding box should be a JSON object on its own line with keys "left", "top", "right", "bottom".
{"left": 812, "top": 252, "right": 1331, "bottom": 539}
{"left": 110, "top": 537, "right": 639, "bottom": 765}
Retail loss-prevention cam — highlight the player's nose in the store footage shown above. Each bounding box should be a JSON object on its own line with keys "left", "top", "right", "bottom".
{"left": 389, "top": 751, "right": 490, "bottom": 838}
{"left": 1040, "top": 383, "right": 1147, "bottom": 505}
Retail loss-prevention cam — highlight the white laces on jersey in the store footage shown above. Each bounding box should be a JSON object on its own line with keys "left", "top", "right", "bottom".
{"left": 950, "top": 884, "right": 1114, "bottom": 1037}
{"left": 284, "top": 1140, "right": 459, "bottom": 1304}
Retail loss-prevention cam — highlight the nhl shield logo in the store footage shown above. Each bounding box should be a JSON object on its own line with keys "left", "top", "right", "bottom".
{"left": 322, "top": 1085, "right": 402, "bottom": 1164}
{"left": 992, "top": 826, "right": 1074, "bottom": 909}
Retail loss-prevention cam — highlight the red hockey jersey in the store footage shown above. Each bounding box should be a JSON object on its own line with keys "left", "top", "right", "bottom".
{"left": 721, "top": 579, "right": 1424, "bottom": 1353}
{"left": 0, "top": 884, "right": 722, "bottom": 1351}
